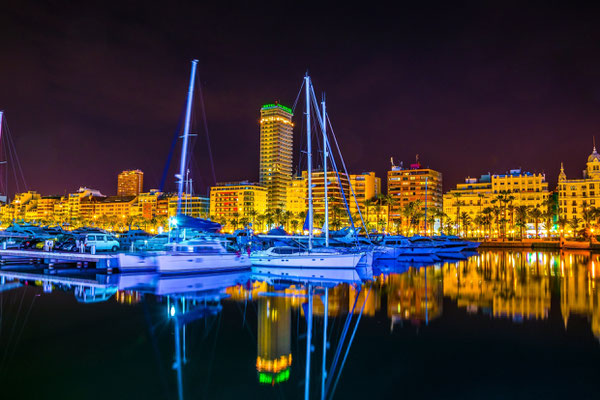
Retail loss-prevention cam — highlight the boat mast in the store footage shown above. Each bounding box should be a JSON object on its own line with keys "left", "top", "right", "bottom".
{"left": 177, "top": 59, "right": 198, "bottom": 215}
{"left": 322, "top": 96, "right": 329, "bottom": 247}
{"left": 305, "top": 74, "right": 313, "bottom": 250}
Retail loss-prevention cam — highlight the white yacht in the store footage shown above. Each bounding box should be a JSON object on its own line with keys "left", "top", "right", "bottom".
{"left": 156, "top": 238, "right": 250, "bottom": 274}
{"left": 374, "top": 236, "right": 438, "bottom": 260}
{"left": 249, "top": 74, "right": 371, "bottom": 269}
{"left": 250, "top": 246, "right": 366, "bottom": 268}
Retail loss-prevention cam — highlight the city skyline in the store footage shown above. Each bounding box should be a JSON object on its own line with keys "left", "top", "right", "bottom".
{"left": 1, "top": 2, "right": 600, "bottom": 196}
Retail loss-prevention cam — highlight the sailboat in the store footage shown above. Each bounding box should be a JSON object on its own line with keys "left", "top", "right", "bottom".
{"left": 250, "top": 75, "right": 368, "bottom": 269}
{"left": 119, "top": 60, "right": 251, "bottom": 274}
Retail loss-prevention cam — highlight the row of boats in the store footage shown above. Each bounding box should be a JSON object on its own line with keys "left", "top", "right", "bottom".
{"left": 118, "top": 233, "right": 479, "bottom": 273}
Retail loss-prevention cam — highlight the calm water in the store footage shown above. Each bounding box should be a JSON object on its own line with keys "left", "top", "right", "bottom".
{"left": 1, "top": 250, "right": 599, "bottom": 399}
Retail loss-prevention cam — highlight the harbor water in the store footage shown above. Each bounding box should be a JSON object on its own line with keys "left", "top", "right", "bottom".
{"left": 1, "top": 249, "right": 599, "bottom": 399}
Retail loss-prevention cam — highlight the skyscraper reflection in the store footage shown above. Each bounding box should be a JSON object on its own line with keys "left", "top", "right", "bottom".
{"left": 256, "top": 288, "right": 292, "bottom": 385}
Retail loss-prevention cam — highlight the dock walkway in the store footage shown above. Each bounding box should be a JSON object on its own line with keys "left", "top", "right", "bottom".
{"left": 0, "top": 249, "right": 117, "bottom": 268}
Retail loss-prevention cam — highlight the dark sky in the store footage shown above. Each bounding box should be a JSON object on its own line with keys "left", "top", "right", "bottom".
{"left": 1, "top": 1, "right": 600, "bottom": 197}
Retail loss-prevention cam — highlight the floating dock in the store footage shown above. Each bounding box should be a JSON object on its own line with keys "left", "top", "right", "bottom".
{"left": 0, "top": 249, "right": 118, "bottom": 269}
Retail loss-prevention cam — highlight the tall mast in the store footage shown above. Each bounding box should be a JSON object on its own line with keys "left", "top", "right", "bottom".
{"left": 322, "top": 96, "right": 329, "bottom": 247}
{"left": 305, "top": 74, "right": 313, "bottom": 250}
{"left": 177, "top": 59, "right": 198, "bottom": 215}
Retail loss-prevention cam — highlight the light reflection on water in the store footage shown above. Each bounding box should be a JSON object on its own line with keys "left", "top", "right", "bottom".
{"left": 0, "top": 249, "right": 599, "bottom": 399}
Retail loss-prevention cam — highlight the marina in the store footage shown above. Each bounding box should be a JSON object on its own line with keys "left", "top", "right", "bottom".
{"left": 1, "top": 249, "right": 599, "bottom": 399}
{"left": 2, "top": 2, "right": 600, "bottom": 398}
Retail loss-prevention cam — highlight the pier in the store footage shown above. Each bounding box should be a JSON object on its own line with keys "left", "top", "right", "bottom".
{"left": 0, "top": 249, "right": 118, "bottom": 269}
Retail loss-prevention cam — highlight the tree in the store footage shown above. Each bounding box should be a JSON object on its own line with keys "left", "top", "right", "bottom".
{"left": 514, "top": 205, "right": 530, "bottom": 239}
{"left": 557, "top": 216, "right": 568, "bottom": 237}
{"left": 231, "top": 212, "right": 240, "bottom": 230}
{"left": 460, "top": 212, "right": 472, "bottom": 236}
{"left": 529, "top": 207, "right": 542, "bottom": 238}
{"left": 568, "top": 216, "right": 582, "bottom": 235}
{"left": 452, "top": 192, "right": 463, "bottom": 235}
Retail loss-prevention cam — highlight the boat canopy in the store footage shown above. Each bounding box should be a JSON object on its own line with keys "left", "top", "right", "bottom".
{"left": 174, "top": 214, "right": 221, "bottom": 233}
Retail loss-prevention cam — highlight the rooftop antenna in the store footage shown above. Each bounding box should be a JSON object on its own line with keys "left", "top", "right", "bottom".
{"left": 416, "top": 154, "right": 419, "bottom": 164}
{"left": 390, "top": 157, "right": 396, "bottom": 168}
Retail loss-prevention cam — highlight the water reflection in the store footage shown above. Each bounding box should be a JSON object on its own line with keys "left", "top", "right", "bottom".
{"left": 0, "top": 250, "right": 600, "bottom": 399}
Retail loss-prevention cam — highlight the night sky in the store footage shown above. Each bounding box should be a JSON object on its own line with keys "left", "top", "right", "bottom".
{"left": 1, "top": 1, "right": 600, "bottom": 197}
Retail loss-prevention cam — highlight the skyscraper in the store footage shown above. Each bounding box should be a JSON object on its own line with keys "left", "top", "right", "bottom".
{"left": 117, "top": 169, "right": 143, "bottom": 196}
{"left": 259, "top": 103, "right": 293, "bottom": 210}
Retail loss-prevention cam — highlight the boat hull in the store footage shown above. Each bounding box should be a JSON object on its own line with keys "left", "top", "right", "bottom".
{"left": 156, "top": 253, "right": 251, "bottom": 274}
{"left": 250, "top": 252, "right": 363, "bottom": 268}
{"left": 118, "top": 253, "right": 158, "bottom": 271}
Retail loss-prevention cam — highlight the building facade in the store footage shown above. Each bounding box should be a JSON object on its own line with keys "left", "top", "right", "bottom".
{"left": 209, "top": 181, "right": 267, "bottom": 223}
{"left": 303, "top": 170, "right": 351, "bottom": 227}
{"left": 387, "top": 161, "right": 443, "bottom": 228}
{"left": 558, "top": 147, "right": 600, "bottom": 230}
{"left": 259, "top": 103, "right": 293, "bottom": 210}
{"left": 286, "top": 175, "right": 307, "bottom": 215}
{"left": 443, "top": 169, "right": 550, "bottom": 236}
{"left": 117, "top": 169, "right": 144, "bottom": 196}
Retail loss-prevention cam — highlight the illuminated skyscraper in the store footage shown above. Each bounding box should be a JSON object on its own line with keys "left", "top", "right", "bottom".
{"left": 259, "top": 103, "right": 293, "bottom": 210}
{"left": 117, "top": 169, "right": 143, "bottom": 196}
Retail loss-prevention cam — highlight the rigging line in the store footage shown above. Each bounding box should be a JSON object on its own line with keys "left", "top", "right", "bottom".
{"left": 195, "top": 74, "right": 217, "bottom": 186}
{"left": 309, "top": 88, "right": 357, "bottom": 241}
{"left": 203, "top": 311, "right": 223, "bottom": 399}
{"left": 5, "top": 128, "right": 20, "bottom": 197}
{"left": 5, "top": 125, "right": 27, "bottom": 192}
{"left": 326, "top": 115, "right": 371, "bottom": 242}
{"left": 7, "top": 293, "right": 37, "bottom": 367}
{"left": 292, "top": 78, "right": 306, "bottom": 113}
{"left": 0, "top": 285, "right": 27, "bottom": 373}
{"left": 160, "top": 104, "right": 186, "bottom": 192}
{"left": 324, "top": 286, "right": 361, "bottom": 393}
{"left": 142, "top": 302, "right": 171, "bottom": 400}
{"left": 328, "top": 285, "right": 372, "bottom": 400}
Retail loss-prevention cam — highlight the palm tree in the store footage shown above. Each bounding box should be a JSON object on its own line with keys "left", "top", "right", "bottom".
{"left": 381, "top": 194, "right": 395, "bottom": 232}
{"left": 582, "top": 206, "right": 595, "bottom": 230}
{"left": 460, "top": 212, "right": 472, "bottom": 236}
{"left": 248, "top": 209, "right": 258, "bottom": 229}
{"left": 290, "top": 219, "right": 299, "bottom": 233}
{"left": 364, "top": 198, "right": 374, "bottom": 230}
{"left": 514, "top": 205, "right": 530, "bottom": 239}
{"left": 529, "top": 206, "right": 542, "bottom": 238}
{"left": 541, "top": 210, "right": 554, "bottom": 238}
{"left": 557, "top": 216, "right": 568, "bottom": 237}
{"left": 491, "top": 206, "right": 502, "bottom": 238}
{"left": 451, "top": 192, "right": 463, "bottom": 235}
{"left": 569, "top": 216, "right": 582, "bottom": 236}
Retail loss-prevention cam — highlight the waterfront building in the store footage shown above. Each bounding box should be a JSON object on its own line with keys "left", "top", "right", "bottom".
{"left": 67, "top": 187, "right": 105, "bottom": 222}
{"left": 349, "top": 171, "right": 381, "bottom": 213}
{"left": 167, "top": 193, "right": 210, "bottom": 218}
{"left": 348, "top": 172, "right": 389, "bottom": 231}
{"left": 303, "top": 170, "right": 351, "bottom": 228}
{"left": 36, "top": 196, "right": 61, "bottom": 222}
{"left": 442, "top": 174, "right": 493, "bottom": 232}
{"left": 259, "top": 103, "right": 294, "bottom": 210}
{"left": 387, "top": 159, "right": 443, "bottom": 232}
{"left": 209, "top": 181, "right": 267, "bottom": 225}
{"left": 117, "top": 169, "right": 143, "bottom": 196}
{"left": 285, "top": 175, "right": 307, "bottom": 215}
{"left": 557, "top": 147, "right": 600, "bottom": 231}
{"left": 135, "top": 189, "right": 163, "bottom": 219}
{"left": 92, "top": 196, "right": 138, "bottom": 220}
{"left": 443, "top": 169, "right": 550, "bottom": 236}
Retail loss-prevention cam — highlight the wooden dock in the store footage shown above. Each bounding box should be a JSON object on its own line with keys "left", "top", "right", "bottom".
{"left": 0, "top": 249, "right": 118, "bottom": 269}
